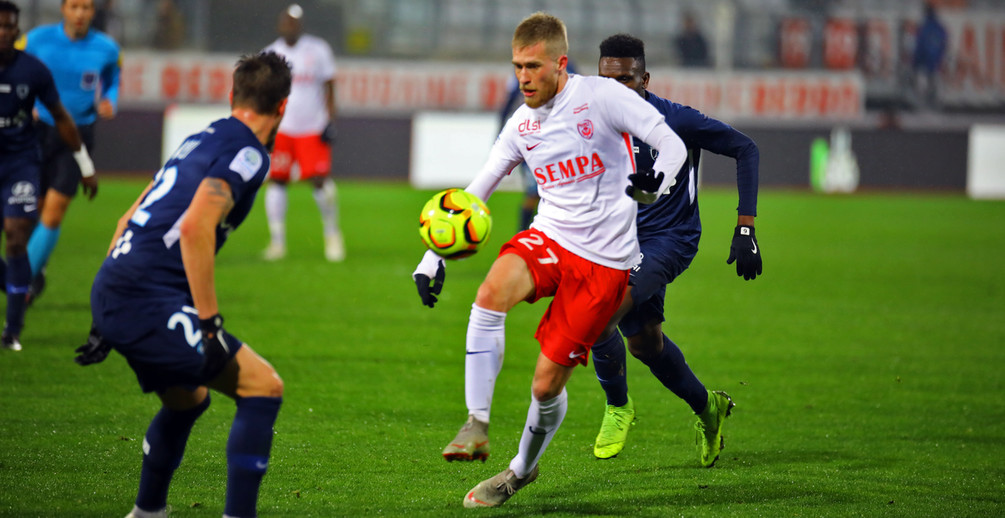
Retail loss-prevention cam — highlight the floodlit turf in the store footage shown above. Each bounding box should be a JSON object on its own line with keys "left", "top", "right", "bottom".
{"left": 1, "top": 178, "right": 1003, "bottom": 517}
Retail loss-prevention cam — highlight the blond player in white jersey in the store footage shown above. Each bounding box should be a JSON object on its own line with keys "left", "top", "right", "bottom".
{"left": 262, "top": 3, "right": 344, "bottom": 262}
{"left": 411, "top": 12, "right": 687, "bottom": 508}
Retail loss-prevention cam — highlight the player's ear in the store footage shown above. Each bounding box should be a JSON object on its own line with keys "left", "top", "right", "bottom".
{"left": 277, "top": 98, "right": 288, "bottom": 118}
{"left": 229, "top": 90, "right": 234, "bottom": 108}
{"left": 642, "top": 71, "right": 650, "bottom": 90}
{"left": 557, "top": 55, "right": 568, "bottom": 72}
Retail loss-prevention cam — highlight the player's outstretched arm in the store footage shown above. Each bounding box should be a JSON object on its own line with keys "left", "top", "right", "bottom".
{"left": 727, "top": 215, "right": 761, "bottom": 281}
{"left": 413, "top": 249, "right": 446, "bottom": 308}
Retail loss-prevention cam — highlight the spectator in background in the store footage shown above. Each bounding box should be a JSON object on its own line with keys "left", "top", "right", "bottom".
{"left": 912, "top": 1, "right": 947, "bottom": 108}
{"left": 675, "top": 11, "right": 710, "bottom": 68}
{"left": 152, "top": 0, "right": 184, "bottom": 50}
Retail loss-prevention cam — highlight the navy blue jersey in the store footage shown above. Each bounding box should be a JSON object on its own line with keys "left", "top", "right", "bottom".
{"left": 96, "top": 117, "right": 269, "bottom": 297}
{"left": 635, "top": 91, "right": 759, "bottom": 239}
{"left": 0, "top": 50, "right": 60, "bottom": 154}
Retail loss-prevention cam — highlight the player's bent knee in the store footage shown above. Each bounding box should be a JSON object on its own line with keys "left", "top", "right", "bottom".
{"left": 627, "top": 334, "right": 662, "bottom": 361}
{"left": 242, "top": 367, "right": 283, "bottom": 399}
{"left": 232, "top": 346, "right": 284, "bottom": 398}
{"left": 531, "top": 380, "right": 564, "bottom": 402}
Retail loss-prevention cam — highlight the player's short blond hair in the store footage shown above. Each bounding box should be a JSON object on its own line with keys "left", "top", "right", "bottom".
{"left": 512, "top": 12, "right": 568, "bottom": 60}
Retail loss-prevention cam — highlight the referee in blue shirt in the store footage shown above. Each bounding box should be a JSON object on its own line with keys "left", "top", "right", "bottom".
{"left": 18, "top": 0, "right": 119, "bottom": 302}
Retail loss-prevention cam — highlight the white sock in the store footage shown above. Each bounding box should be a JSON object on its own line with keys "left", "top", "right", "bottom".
{"left": 509, "top": 389, "right": 567, "bottom": 478}
{"left": 465, "top": 304, "right": 506, "bottom": 423}
{"left": 264, "top": 183, "right": 287, "bottom": 246}
{"left": 313, "top": 178, "right": 339, "bottom": 238}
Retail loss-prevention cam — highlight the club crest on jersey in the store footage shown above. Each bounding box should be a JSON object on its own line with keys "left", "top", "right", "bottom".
{"left": 518, "top": 119, "right": 541, "bottom": 136}
{"left": 16, "top": 84, "right": 29, "bottom": 99}
{"left": 577, "top": 120, "right": 593, "bottom": 140}
{"left": 81, "top": 71, "right": 99, "bottom": 91}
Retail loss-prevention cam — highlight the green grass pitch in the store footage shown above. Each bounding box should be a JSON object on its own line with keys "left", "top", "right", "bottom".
{"left": 1, "top": 178, "right": 1003, "bottom": 517}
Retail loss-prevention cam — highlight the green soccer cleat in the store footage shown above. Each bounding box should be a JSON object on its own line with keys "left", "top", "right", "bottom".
{"left": 442, "top": 415, "right": 490, "bottom": 462}
{"left": 695, "top": 390, "right": 735, "bottom": 467}
{"left": 462, "top": 465, "right": 539, "bottom": 508}
{"left": 593, "top": 394, "right": 636, "bottom": 459}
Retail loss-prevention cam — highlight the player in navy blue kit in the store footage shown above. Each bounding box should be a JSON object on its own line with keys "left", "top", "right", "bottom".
{"left": 0, "top": 0, "right": 93, "bottom": 351}
{"left": 589, "top": 34, "right": 762, "bottom": 465}
{"left": 78, "top": 51, "right": 291, "bottom": 518}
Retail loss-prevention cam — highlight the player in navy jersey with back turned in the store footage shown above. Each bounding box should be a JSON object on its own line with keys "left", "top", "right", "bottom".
{"left": 0, "top": 0, "right": 94, "bottom": 351}
{"left": 589, "top": 34, "right": 762, "bottom": 466}
{"left": 77, "top": 51, "right": 291, "bottom": 518}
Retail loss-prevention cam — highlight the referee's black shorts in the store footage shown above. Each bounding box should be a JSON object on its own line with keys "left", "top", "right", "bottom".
{"left": 37, "top": 121, "right": 96, "bottom": 198}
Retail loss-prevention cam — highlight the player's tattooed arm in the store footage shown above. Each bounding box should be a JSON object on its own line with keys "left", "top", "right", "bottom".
{"left": 179, "top": 177, "right": 235, "bottom": 319}
{"left": 203, "top": 177, "right": 236, "bottom": 216}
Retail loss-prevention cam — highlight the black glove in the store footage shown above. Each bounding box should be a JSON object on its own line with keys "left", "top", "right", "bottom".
{"left": 320, "top": 121, "right": 337, "bottom": 145}
{"left": 200, "top": 314, "right": 231, "bottom": 381}
{"left": 625, "top": 167, "right": 665, "bottom": 204}
{"left": 75, "top": 325, "right": 111, "bottom": 365}
{"left": 415, "top": 261, "right": 446, "bottom": 308}
{"left": 727, "top": 225, "right": 762, "bottom": 280}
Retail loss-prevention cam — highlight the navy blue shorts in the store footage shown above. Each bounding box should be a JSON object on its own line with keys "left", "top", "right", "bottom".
{"left": 38, "top": 122, "right": 95, "bottom": 198}
{"left": 91, "top": 279, "right": 243, "bottom": 393}
{"left": 619, "top": 232, "right": 698, "bottom": 338}
{"left": 0, "top": 149, "right": 42, "bottom": 220}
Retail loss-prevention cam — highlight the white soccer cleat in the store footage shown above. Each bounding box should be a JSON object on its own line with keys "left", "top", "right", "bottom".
{"left": 1, "top": 334, "right": 22, "bottom": 352}
{"left": 324, "top": 233, "right": 345, "bottom": 262}
{"left": 463, "top": 465, "right": 539, "bottom": 508}
{"left": 262, "top": 243, "right": 286, "bottom": 261}
{"left": 124, "top": 504, "right": 169, "bottom": 518}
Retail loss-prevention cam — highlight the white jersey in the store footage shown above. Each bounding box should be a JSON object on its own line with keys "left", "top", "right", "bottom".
{"left": 265, "top": 34, "right": 336, "bottom": 136}
{"left": 466, "top": 74, "right": 687, "bottom": 270}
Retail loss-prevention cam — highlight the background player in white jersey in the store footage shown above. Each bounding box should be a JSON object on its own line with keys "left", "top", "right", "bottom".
{"left": 79, "top": 52, "right": 291, "bottom": 518}
{"left": 262, "top": 3, "right": 343, "bottom": 262}
{"left": 589, "top": 34, "right": 761, "bottom": 465}
{"left": 412, "top": 12, "right": 687, "bottom": 508}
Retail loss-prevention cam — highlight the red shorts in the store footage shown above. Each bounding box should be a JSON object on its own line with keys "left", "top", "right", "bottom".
{"left": 499, "top": 228, "right": 629, "bottom": 367}
{"left": 268, "top": 132, "right": 332, "bottom": 182}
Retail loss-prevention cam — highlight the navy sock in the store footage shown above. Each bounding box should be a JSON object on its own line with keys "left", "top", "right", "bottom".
{"left": 136, "top": 396, "right": 211, "bottom": 511}
{"left": 225, "top": 396, "right": 282, "bottom": 518}
{"left": 592, "top": 331, "right": 629, "bottom": 407}
{"left": 4, "top": 254, "right": 30, "bottom": 337}
{"left": 642, "top": 335, "right": 708, "bottom": 414}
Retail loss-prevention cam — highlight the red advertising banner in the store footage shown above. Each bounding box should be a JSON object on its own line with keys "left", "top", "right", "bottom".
{"left": 117, "top": 52, "right": 864, "bottom": 120}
